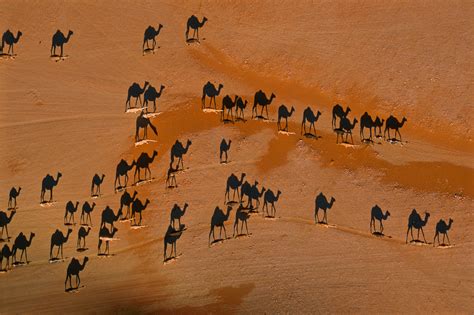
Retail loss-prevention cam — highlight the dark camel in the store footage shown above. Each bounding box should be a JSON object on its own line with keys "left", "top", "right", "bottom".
{"left": 119, "top": 190, "right": 138, "bottom": 220}
{"left": 360, "top": 112, "right": 375, "bottom": 141}
{"left": 1, "top": 30, "right": 22, "bottom": 55}
{"left": 134, "top": 150, "right": 158, "bottom": 183}
{"left": 315, "top": 192, "right": 336, "bottom": 224}
{"left": 234, "top": 96, "right": 248, "bottom": 121}
{"left": 0, "top": 210, "right": 15, "bottom": 240}
{"left": 384, "top": 115, "right": 407, "bottom": 141}
{"left": 220, "top": 139, "right": 232, "bottom": 163}
{"left": 115, "top": 159, "right": 136, "bottom": 190}
{"left": 0, "top": 244, "right": 13, "bottom": 271}
{"left": 373, "top": 117, "right": 385, "bottom": 137}
{"left": 125, "top": 81, "right": 149, "bottom": 111}
{"left": 370, "top": 205, "right": 390, "bottom": 234}
{"left": 50, "top": 228, "right": 72, "bottom": 260}
{"left": 277, "top": 105, "right": 295, "bottom": 131}
{"left": 208, "top": 206, "right": 232, "bottom": 245}
{"left": 65, "top": 257, "right": 88, "bottom": 291}
{"left": 51, "top": 30, "right": 73, "bottom": 57}
{"left": 12, "top": 232, "right": 35, "bottom": 264}
{"left": 332, "top": 104, "right": 351, "bottom": 130}
{"left": 80, "top": 201, "right": 96, "bottom": 226}
{"left": 221, "top": 95, "right": 238, "bottom": 122}
{"left": 239, "top": 180, "right": 254, "bottom": 206}
{"left": 98, "top": 226, "right": 118, "bottom": 255}
{"left": 406, "top": 209, "right": 430, "bottom": 243}
{"left": 143, "top": 84, "right": 165, "bottom": 112}
{"left": 91, "top": 173, "right": 105, "bottom": 197}
{"left": 301, "top": 107, "right": 322, "bottom": 136}
{"left": 164, "top": 225, "right": 183, "bottom": 262}
{"left": 336, "top": 117, "right": 358, "bottom": 144}
{"left": 64, "top": 201, "right": 80, "bottom": 225}
{"left": 170, "top": 140, "right": 191, "bottom": 170}
{"left": 263, "top": 189, "right": 281, "bottom": 218}
{"left": 433, "top": 218, "right": 453, "bottom": 247}
{"left": 233, "top": 206, "right": 250, "bottom": 237}
{"left": 170, "top": 203, "right": 188, "bottom": 230}
{"left": 136, "top": 111, "right": 158, "bottom": 142}
{"left": 8, "top": 186, "right": 21, "bottom": 209}
{"left": 131, "top": 198, "right": 150, "bottom": 226}
{"left": 77, "top": 226, "right": 91, "bottom": 250}
{"left": 248, "top": 184, "right": 266, "bottom": 211}
{"left": 166, "top": 162, "right": 179, "bottom": 188}
{"left": 252, "top": 90, "right": 276, "bottom": 119}
{"left": 185, "top": 15, "right": 208, "bottom": 41}
{"left": 225, "top": 173, "right": 246, "bottom": 203}
{"left": 100, "top": 206, "right": 122, "bottom": 229}
{"left": 202, "top": 81, "right": 223, "bottom": 109}
{"left": 143, "top": 24, "right": 163, "bottom": 52}
{"left": 40, "top": 172, "right": 62, "bottom": 203}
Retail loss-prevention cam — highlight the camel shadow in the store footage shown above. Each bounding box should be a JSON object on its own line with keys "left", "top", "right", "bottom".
{"left": 303, "top": 133, "right": 322, "bottom": 139}
{"left": 65, "top": 285, "right": 85, "bottom": 293}
{"left": 12, "top": 261, "right": 29, "bottom": 266}
{"left": 0, "top": 237, "right": 11, "bottom": 243}
{"left": 143, "top": 47, "right": 159, "bottom": 55}
{"left": 163, "top": 254, "right": 182, "bottom": 265}
{"left": 97, "top": 253, "right": 116, "bottom": 258}
{"left": 186, "top": 38, "right": 201, "bottom": 44}
{"left": 49, "top": 257, "right": 65, "bottom": 263}
{"left": 209, "top": 237, "right": 231, "bottom": 246}
{"left": 409, "top": 239, "right": 432, "bottom": 246}
{"left": 76, "top": 248, "right": 88, "bottom": 252}
{"left": 371, "top": 232, "right": 392, "bottom": 238}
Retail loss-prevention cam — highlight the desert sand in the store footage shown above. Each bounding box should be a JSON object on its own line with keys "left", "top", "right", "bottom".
{"left": 0, "top": 0, "right": 473, "bottom": 313}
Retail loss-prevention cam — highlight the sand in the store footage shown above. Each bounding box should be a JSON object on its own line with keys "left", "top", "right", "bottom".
{"left": 0, "top": 0, "right": 472, "bottom": 313}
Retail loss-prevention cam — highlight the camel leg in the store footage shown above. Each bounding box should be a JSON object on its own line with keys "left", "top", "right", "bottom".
{"left": 60, "top": 245, "right": 64, "bottom": 259}
{"left": 209, "top": 227, "right": 214, "bottom": 245}
{"left": 445, "top": 233, "right": 450, "bottom": 245}
{"left": 285, "top": 117, "right": 288, "bottom": 131}
{"left": 380, "top": 220, "right": 384, "bottom": 233}
{"left": 396, "top": 129, "right": 402, "bottom": 142}
{"left": 420, "top": 227, "right": 427, "bottom": 243}
{"left": 245, "top": 220, "right": 249, "bottom": 235}
{"left": 324, "top": 210, "right": 328, "bottom": 224}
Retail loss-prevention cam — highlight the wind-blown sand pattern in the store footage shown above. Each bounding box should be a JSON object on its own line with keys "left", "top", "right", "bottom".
{"left": 0, "top": 0, "right": 472, "bottom": 313}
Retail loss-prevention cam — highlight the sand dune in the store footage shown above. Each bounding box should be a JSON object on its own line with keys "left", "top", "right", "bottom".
{"left": 0, "top": 1, "right": 472, "bottom": 313}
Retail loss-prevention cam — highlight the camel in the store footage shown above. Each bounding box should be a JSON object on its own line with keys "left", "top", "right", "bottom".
{"left": 370, "top": 205, "right": 390, "bottom": 234}
{"left": 221, "top": 95, "right": 238, "bottom": 122}
{"left": 225, "top": 173, "right": 246, "bottom": 203}
{"left": 336, "top": 117, "right": 358, "bottom": 144}
{"left": 406, "top": 209, "right": 430, "bottom": 243}
{"left": 143, "top": 84, "right": 165, "bottom": 112}
{"left": 12, "top": 232, "right": 35, "bottom": 264}
{"left": 170, "top": 140, "right": 191, "bottom": 170}
{"left": 143, "top": 24, "right": 163, "bottom": 52}
{"left": 164, "top": 225, "right": 183, "bottom": 262}
{"left": 434, "top": 218, "right": 453, "bottom": 247}
{"left": 263, "top": 189, "right": 281, "bottom": 218}
{"left": 252, "top": 90, "right": 276, "bottom": 119}
{"left": 0, "top": 210, "right": 15, "bottom": 240}
{"left": 170, "top": 203, "right": 188, "bottom": 230}
{"left": 202, "top": 81, "right": 223, "bottom": 109}
{"left": 80, "top": 201, "right": 96, "bottom": 226}
{"left": 64, "top": 201, "right": 80, "bottom": 225}
{"left": 373, "top": 117, "right": 385, "bottom": 138}
{"left": 100, "top": 206, "right": 123, "bottom": 230}
{"left": 135, "top": 111, "right": 158, "bottom": 142}
{"left": 1, "top": 30, "right": 22, "bottom": 55}
{"left": 91, "top": 173, "right": 105, "bottom": 197}
{"left": 166, "top": 162, "right": 179, "bottom": 188}
{"left": 248, "top": 184, "right": 266, "bottom": 211}
{"left": 208, "top": 206, "right": 232, "bottom": 245}
{"left": 220, "top": 139, "right": 231, "bottom": 163}
{"left": 360, "top": 112, "right": 375, "bottom": 141}
{"left": 125, "top": 81, "right": 149, "bottom": 111}
{"left": 77, "top": 226, "right": 91, "bottom": 250}
{"left": 0, "top": 244, "right": 13, "bottom": 271}
{"left": 134, "top": 150, "right": 158, "bottom": 183}
{"left": 332, "top": 104, "right": 351, "bottom": 130}
{"left": 384, "top": 115, "right": 407, "bottom": 142}
{"left": 98, "top": 226, "right": 118, "bottom": 255}
{"left": 131, "top": 198, "right": 150, "bottom": 226}
{"left": 277, "top": 105, "right": 295, "bottom": 131}
{"left": 314, "top": 192, "right": 336, "bottom": 224}
{"left": 119, "top": 190, "right": 138, "bottom": 220}
{"left": 40, "top": 172, "right": 62, "bottom": 203}
{"left": 51, "top": 30, "right": 73, "bottom": 57}
{"left": 233, "top": 206, "right": 250, "bottom": 237}
{"left": 235, "top": 96, "right": 248, "bottom": 121}
{"left": 185, "top": 15, "right": 208, "bottom": 41}
{"left": 50, "top": 228, "right": 73, "bottom": 260}
{"left": 8, "top": 186, "right": 21, "bottom": 209}
{"left": 239, "top": 180, "right": 256, "bottom": 207}
{"left": 301, "top": 107, "right": 322, "bottom": 136}
{"left": 65, "top": 257, "right": 88, "bottom": 291}
{"left": 115, "top": 159, "right": 136, "bottom": 190}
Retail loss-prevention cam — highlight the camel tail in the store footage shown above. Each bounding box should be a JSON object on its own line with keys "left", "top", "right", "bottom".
{"left": 150, "top": 122, "right": 158, "bottom": 135}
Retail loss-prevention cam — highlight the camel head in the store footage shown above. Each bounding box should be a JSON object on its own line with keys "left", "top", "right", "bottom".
{"left": 217, "top": 84, "right": 224, "bottom": 94}
{"left": 386, "top": 211, "right": 391, "bottom": 217}
{"left": 290, "top": 106, "right": 295, "bottom": 115}
{"left": 270, "top": 93, "right": 276, "bottom": 101}
{"left": 83, "top": 256, "right": 89, "bottom": 264}
{"left": 228, "top": 139, "right": 232, "bottom": 146}
{"left": 68, "top": 30, "right": 74, "bottom": 36}
{"left": 16, "top": 31, "right": 23, "bottom": 40}
{"left": 57, "top": 172, "right": 63, "bottom": 179}
{"left": 345, "top": 106, "right": 351, "bottom": 115}
{"left": 8, "top": 210, "right": 16, "bottom": 221}
{"left": 18, "top": 187, "right": 22, "bottom": 193}
{"left": 316, "top": 110, "right": 322, "bottom": 117}
{"left": 158, "top": 24, "right": 163, "bottom": 30}
{"left": 186, "top": 139, "right": 192, "bottom": 147}
{"left": 75, "top": 201, "right": 80, "bottom": 208}
{"left": 144, "top": 81, "right": 150, "bottom": 88}
{"left": 132, "top": 191, "right": 138, "bottom": 199}
{"left": 101, "top": 174, "right": 106, "bottom": 181}
{"left": 144, "top": 199, "right": 150, "bottom": 207}
{"left": 203, "top": 17, "right": 208, "bottom": 22}
{"left": 330, "top": 197, "right": 336, "bottom": 204}
{"left": 160, "top": 84, "right": 165, "bottom": 91}
{"left": 91, "top": 202, "right": 96, "bottom": 208}
{"left": 152, "top": 150, "right": 158, "bottom": 158}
